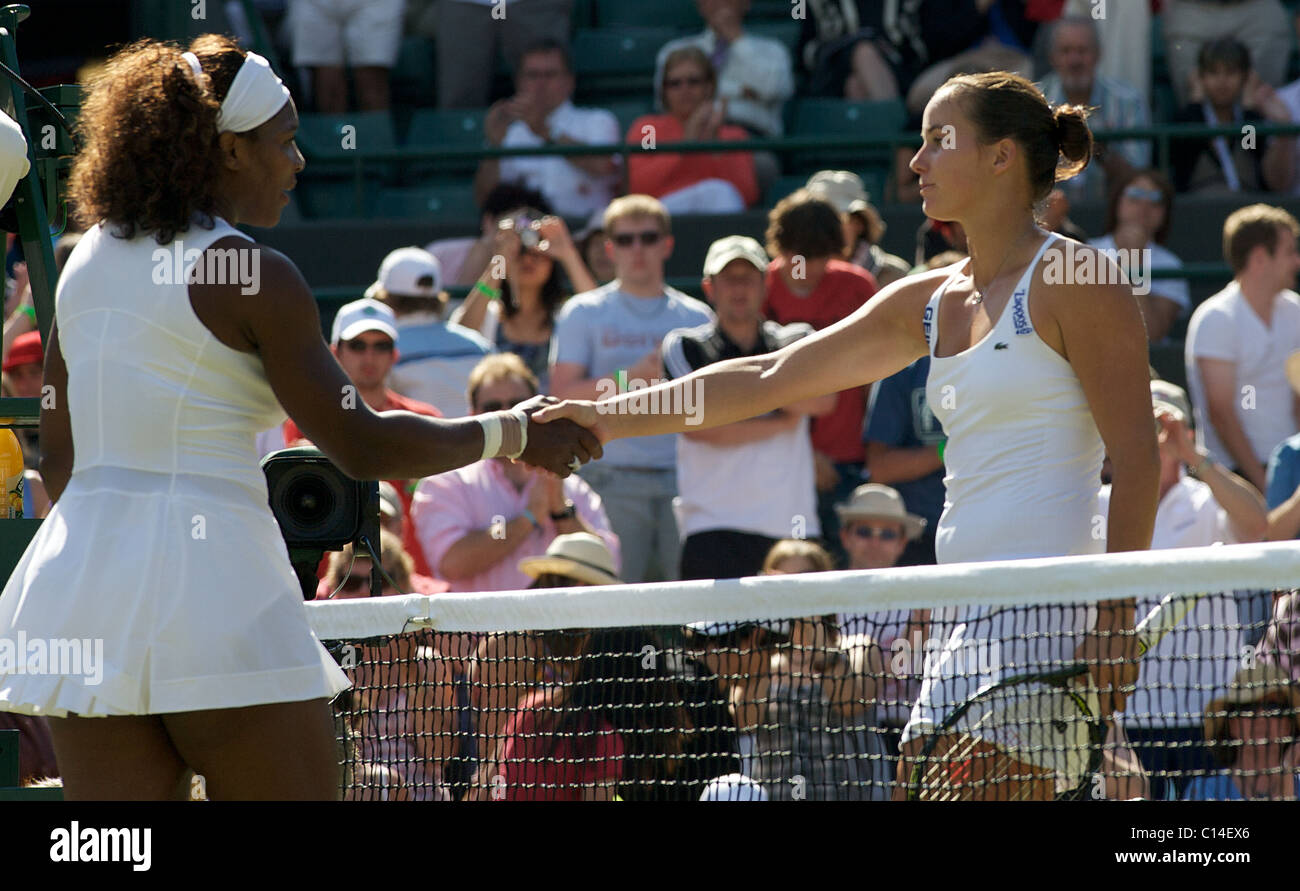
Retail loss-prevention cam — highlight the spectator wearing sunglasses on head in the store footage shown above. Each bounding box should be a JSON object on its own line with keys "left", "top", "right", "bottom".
{"left": 281, "top": 296, "right": 445, "bottom": 579}
{"left": 1089, "top": 169, "right": 1190, "bottom": 345}
{"left": 626, "top": 46, "right": 759, "bottom": 215}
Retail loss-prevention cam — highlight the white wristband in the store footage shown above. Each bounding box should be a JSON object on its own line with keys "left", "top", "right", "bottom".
{"left": 478, "top": 413, "right": 503, "bottom": 461}
{"left": 505, "top": 408, "right": 529, "bottom": 460}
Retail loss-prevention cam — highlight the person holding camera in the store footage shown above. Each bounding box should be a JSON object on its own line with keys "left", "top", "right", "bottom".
{"left": 0, "top": 35, "right": 602, "bottom": 801}
{"left": 451, "top": 208, "right": 595, "bottom": 393}
{"left": 626, "top": 46, "right": 758, "bottom": 215}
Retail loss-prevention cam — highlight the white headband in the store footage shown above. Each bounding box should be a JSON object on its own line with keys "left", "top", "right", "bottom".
{"left": 181, "top": 50, "right": 290, "bottom": 134}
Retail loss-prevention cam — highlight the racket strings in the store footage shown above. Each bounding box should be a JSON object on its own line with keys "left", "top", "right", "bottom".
{"left": 917, "top": 733, "right": 1055, "bottom": 801}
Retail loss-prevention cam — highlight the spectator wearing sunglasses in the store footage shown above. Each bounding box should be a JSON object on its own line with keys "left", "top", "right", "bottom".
{"left": 834, "top": 484, "right": 930, "bottom": 758}
{"left": 550, "top": 195, "right": 715, "bottom": 584}
{"left": 364, "top": 246, "right": 492, "bottom": 419}
{"left": 411, "top": 353, "right": 619, "bottom": 597}
{"left": 626, "top": 46, "right": 759, "bottom": 215}
{"left": 282, "top": 296, "right": 445, "bottom": 579}
{"left": 1090, "top": 169, "right": 1190, "bottom": 344}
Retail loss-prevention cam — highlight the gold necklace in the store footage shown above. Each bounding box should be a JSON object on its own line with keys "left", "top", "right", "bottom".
{"left": 970, "top": 228, "right": 1035, "bottom": 305}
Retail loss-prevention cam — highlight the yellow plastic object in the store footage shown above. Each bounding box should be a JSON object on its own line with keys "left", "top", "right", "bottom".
{"left": 0, "top": 428, "right": 23, "bottom": 517}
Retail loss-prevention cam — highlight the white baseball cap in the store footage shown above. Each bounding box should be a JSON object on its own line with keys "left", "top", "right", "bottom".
{"left": 703, "top": 235, "right": 769, "bottom": 277}
{"left": 331, "top": 297, "right": 399, "bottom": 345}
{"left": 364, "top": 247, "right": 442, "bottom": 300}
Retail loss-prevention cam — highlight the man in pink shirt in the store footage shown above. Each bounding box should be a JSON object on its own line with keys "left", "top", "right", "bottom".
{"left": 410, "top": 353, "right": 620, "bottom": 593}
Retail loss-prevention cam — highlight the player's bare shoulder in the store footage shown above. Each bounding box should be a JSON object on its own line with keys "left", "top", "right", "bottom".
{"left": 1032, "top": 237, "right": 1146, "bottom": 352}
{"left": 1034, "top": 237, "right": 1137, "bottom": 311}
{"left": 189, "top": 236, "right": 314, "bottom": 352}
{"left": 864, "top": 261, "right": 962, "bottom": 348}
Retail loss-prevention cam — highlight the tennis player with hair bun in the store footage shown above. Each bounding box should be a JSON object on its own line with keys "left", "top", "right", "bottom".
{"left": 0, "top": 35, "right": 600, "bottom": 800}
{"left": 538, "top": 71, "right": 1162, "bottom": 801}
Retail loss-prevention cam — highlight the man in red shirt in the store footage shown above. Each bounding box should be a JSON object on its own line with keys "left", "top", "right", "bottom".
{"left": 284, "top": 297, "right": 443, "bottom": 576}
{"left": 762, "top": 189, "right": 878, "bottom": 563}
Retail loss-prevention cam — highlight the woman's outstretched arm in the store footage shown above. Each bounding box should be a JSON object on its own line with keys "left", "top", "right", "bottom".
{"left": 535, "top": 271, "right": 942, "bottom": 440}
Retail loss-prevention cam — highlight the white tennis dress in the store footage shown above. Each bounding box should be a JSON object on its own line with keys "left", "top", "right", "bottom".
{"left": 0, "top": 217, "right": 350, "bottom": 717}
{"left": 902, "top": 233, "right": 1107, "bottom": 787}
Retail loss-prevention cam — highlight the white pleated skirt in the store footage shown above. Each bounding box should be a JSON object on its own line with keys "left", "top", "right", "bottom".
{"left": 0, "top": 467, "right": 350, "bottom": 717}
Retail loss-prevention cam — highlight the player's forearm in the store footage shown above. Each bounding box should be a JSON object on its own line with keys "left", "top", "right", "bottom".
{"left": 1103, "top": 462, "right": 1158, "bottom": 555}
{"left": 602, "top": 352, "right": 800, "bottom": 441}
{"left": 1266, "top": 490, "right": 1300, "bottom": 540}
{"left": 439, "top": 518, "right": 536, "bottom": 579}
{"left": 355, "top": 412, "right": 485, "bottom": 481}
{"left": 1197, "top": 460, "right": 1268, "bottom": 542}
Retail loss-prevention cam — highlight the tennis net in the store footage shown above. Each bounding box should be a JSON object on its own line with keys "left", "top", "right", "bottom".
{"left": 307, "top": 542, "right": 1300, "bottom": 802}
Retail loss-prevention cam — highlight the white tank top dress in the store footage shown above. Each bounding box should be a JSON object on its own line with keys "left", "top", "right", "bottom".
{"left": 900, "top": 233, "right": 1106, "bottom": 783}
{"left": 0, "top": 217, "right": 349, "bottom": 716}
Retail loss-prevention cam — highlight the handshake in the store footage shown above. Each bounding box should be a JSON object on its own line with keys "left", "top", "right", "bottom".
{"left": 485, "top": 394, "right": 606, "bottom": 478}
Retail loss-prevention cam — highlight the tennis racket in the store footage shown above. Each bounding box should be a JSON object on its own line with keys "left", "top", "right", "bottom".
{"left": 906, "top": 591, "right": 1208, "bottom": 801}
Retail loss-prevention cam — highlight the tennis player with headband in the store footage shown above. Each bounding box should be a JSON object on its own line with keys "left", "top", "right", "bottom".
{"left": 538, "top": 71, "right": 1162, "bottom": 801}
{"left": 0, "top": 35, "right": 600, "bottom": 800}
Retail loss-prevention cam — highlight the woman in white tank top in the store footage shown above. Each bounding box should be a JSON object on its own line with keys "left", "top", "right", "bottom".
{"left": 0, "top": 35, "right": 601, "bottom": 800}
{"left": 539, "top": 72, "right": 1162, "bottom": 800}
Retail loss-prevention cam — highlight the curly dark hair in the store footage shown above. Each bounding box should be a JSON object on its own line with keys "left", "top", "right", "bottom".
{"left": 68, "top": 34, "right": 258, "bottom": 244}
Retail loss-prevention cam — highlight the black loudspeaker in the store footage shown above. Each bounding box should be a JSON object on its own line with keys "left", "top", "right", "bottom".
{"left": 261, "top": 446, "right": 380, "bottom": 599}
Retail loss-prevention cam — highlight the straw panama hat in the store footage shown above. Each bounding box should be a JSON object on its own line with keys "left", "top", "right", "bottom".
{"left": 518, "top": 532, "right": 621, "bottom": 586}
{"left": 834, "top": 483, "right": 927, "bottom": 541}
{"left": 1202, "top": 663, "right": 1300, "bottom": 744}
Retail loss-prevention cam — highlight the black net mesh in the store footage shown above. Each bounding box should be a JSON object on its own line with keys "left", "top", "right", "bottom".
{"left": 317, "top": 586, "right": 1299, "bottom": 802}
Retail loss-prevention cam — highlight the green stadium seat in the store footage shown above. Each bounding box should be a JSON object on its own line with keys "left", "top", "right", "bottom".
{"left": 297, "top": 111, "right": 400, "bottom": 183}
{"left": 572, "top": 28, "right": 680, "bottom": 101}
{"left": 297, "top": 178, "right": 381, "bottom": 219}
{"left": 377, "top": 184, "right": 479, "bottom": 223}
{"left": 402, "top": 108, "right": 487, "bottom": 179}
{"left": 597, "top": 0, "right": 696, "bottom": 27}
{"left": 391, "top": 36, "right": 437, "bottom": 108}
{"left": 762, "top": 168, "right": 889, "bottom": 208}
{"left": 763, "top": 173, "right": 807, "bottom": 207}
{"left": 298, "top": 111, "right": 398, "bottom": 155}
{"left": 602, "top": 99, "right": 654, "bottom": 137}
{"left": 787, "top": 98, "right": 907, "bottom": 171}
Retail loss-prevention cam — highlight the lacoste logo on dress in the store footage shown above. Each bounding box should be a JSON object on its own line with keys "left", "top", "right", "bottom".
{"left": 994, "top": 342, "right": 1009, "bottom": 350}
